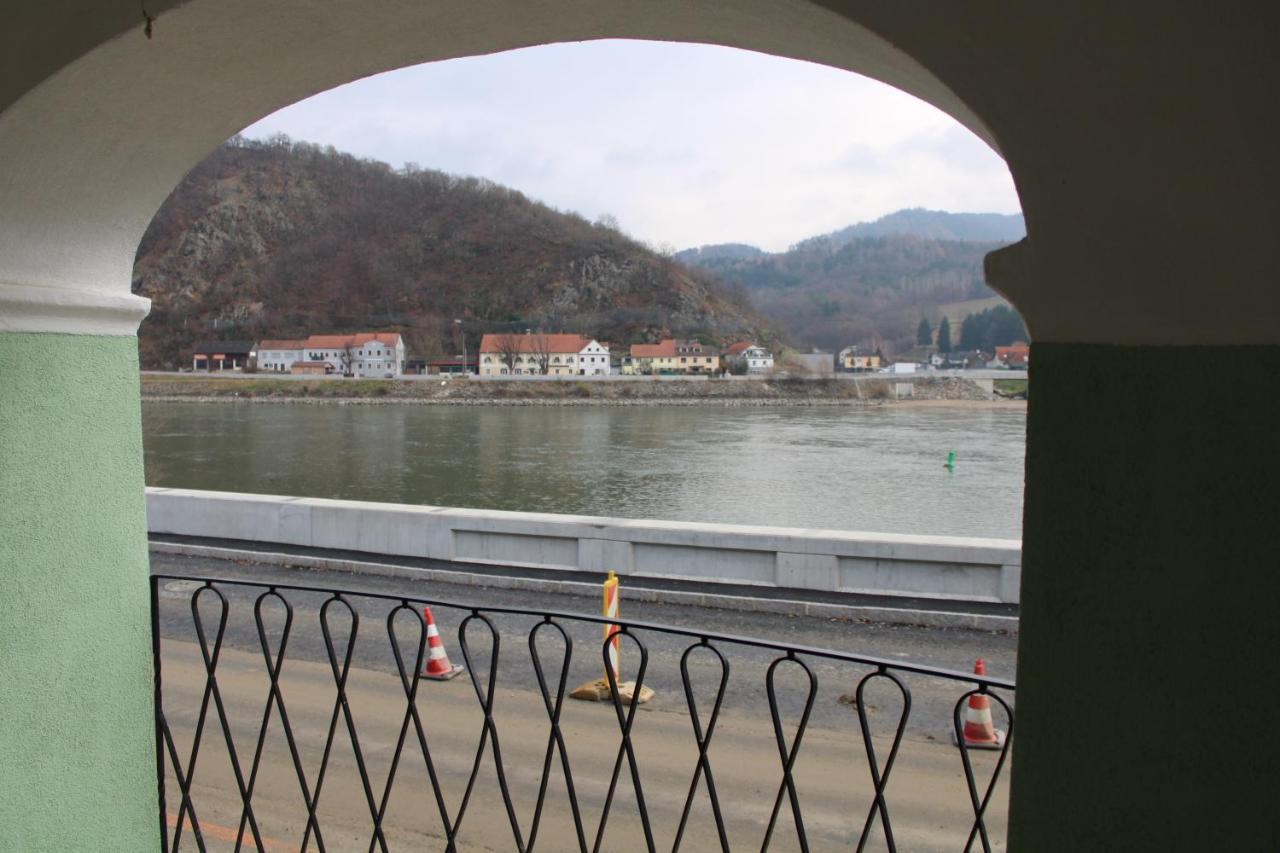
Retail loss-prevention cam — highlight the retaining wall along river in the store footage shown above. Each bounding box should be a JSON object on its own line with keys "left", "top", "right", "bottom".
{"left": 146, "top": 488, "right": 1021, "bottom": 605}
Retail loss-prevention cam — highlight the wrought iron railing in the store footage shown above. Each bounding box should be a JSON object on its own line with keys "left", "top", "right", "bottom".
{"left": 151, "top": 573, "right": 1014, "bottom": 852}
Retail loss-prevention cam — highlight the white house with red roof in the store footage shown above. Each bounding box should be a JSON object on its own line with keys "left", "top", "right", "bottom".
{"left": 478, "top": 333, "right": 611, "bottom": 377}
{"left": 302, "top": 332, "right": 406, "bottom": 377}
{"left": 255, "top": 339, "right": 307, "bottom": 373}
{"left": 578, "top": 338, "right": 611, "bottom": 375}
{"left": 724, "top": 341, "right": 774, "bottom": 374}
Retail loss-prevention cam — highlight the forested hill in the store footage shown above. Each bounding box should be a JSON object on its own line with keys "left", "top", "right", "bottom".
{"left": 133, "top": 137, "right": 767, "bottom": 368}
{"left": 676, "top": 210, "right": 1023, "bottom": 355}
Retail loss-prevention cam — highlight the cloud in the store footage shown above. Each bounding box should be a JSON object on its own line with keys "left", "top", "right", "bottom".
{"left": 243, "top": 40, "right": 1021, "bottom": 252}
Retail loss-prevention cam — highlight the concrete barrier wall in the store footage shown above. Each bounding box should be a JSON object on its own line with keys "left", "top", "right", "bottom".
{"left": 145, "top": 488, "right": 1022, "bottom": 604}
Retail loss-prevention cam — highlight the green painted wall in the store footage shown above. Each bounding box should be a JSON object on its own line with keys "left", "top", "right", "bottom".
{"left": 1009, "top": 343, "right": 1280, "bottom": 849}
{"left": 0, "top": 332, "right": 159, "bottom": 850}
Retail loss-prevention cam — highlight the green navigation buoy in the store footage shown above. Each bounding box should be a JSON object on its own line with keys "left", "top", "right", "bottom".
{"left": 944, "top": 450, "right": 955, "bottom": 469}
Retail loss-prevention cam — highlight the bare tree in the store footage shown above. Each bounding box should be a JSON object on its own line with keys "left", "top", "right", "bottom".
{"left": 339, "top": 341, "right": 355, "bottom": 376}
{"left": 495, "top": 334, "right": 521, "bottom": 375}
{"left": 530, "top": 332, "right": 553, "bottom": 375}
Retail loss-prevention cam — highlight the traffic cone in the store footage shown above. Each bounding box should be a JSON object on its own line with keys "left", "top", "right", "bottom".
{"left": 420, "top": 607, "right": 463, "bottom": 681}
{"left": 953, "top": 659, "right": 1006, "bottom": 749}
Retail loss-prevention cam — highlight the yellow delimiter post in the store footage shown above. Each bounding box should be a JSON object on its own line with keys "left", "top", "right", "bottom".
{"left": 603, "top": 571, "right": 620, "bottom": 683}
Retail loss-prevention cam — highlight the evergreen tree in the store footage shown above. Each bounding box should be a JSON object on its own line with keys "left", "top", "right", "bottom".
{"left": 959, "top": 313, "right": 981, "bottom": 350}
{"left": 916, "top": 316, "right": 933, "bottom": 346}
{"left": 937, "top": 316, "right": 952, "bottom": 353}
{"left": 958, "top": 305, "right": 1028, "bottom": 350}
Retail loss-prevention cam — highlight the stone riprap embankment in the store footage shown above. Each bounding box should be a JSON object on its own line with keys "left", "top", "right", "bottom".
{"left": 906, "top": 377, "right": 998, "bottom": 401}
{"left": 141, "top": 375, "right": 1017, "bottom": 407}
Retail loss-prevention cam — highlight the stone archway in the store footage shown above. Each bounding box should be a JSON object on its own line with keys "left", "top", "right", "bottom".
{"left": 4, "top": 3, "right": 1279, "bottom": 850}
{"left": 1, "top": 7, "right": 1027, "bottom": 849}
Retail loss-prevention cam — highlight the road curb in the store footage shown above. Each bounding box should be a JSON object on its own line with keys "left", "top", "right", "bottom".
{"left": 149, "top": 541, "right": 1019, "bottom": 635}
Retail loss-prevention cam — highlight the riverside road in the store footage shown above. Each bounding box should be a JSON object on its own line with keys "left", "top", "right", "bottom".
{"left": 152, "top": 552, "right": 1016, "bottom": 850}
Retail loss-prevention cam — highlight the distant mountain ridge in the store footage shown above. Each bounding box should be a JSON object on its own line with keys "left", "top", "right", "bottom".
{"left": 797, "top": 208, "right": 1025, "bottom": 247}
{"left": 677, "top": 208, "right": 1025, "bottom": 262}
{"left": 674, "top": 243, "right": 766, "bottom": 263}
{"left": 676, "top": 209, "right": 1024, "bottom": 355}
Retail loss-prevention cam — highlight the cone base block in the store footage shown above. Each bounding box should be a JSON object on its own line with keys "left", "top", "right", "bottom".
{"left": 421, "top": 665, "right": 465, "bottom": 681}
{"left": 570, "top": 678, "right": 654, "bottom": 705}
{"left": 951, "top": 728, "right": 1007, "bottom": 750}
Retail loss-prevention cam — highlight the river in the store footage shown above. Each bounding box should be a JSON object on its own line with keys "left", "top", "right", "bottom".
{"left": 142, "top": 402, "right": 1026, "bottom": 539}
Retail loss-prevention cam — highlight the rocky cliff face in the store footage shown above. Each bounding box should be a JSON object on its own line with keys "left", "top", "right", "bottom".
{"left": 133, "top": 137, "right": 767, "bottom": 367}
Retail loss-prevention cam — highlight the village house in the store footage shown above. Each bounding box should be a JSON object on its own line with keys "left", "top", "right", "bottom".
{"left": 577, "top": 338, "right": 611, "bottom": 375}
{"left": 255, "top": 339, "right": 307, "bottom": 373}
{"left": 625, "top": 340, "right": 677, "bottom": 375}
{"left": 623, "top": 339, "right": 719, "bottom": 375}
{"left": 724, "top": 341, "right": 774, "bottom": 374}
{"left": 837, "top": 347, "right": 882, "bottom": 372}
{"left": 191, "top": 340, "right": 254, "bottom": 372}
{"left": 478, "top": 333, "right": 611, "bottom": 376}
{"left": 301, "top": 332, "right": 407, "bottom": 377}
{"left": 673, "top": 340, "right": 720, "bottom": 374}
{"left": 995, "top": 343, "right": 1030, "bottom": 369}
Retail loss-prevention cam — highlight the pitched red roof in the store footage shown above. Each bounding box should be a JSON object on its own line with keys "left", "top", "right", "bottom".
{"left": 724, "top": 342, "right": 754, "bottom": 356}
{"left": 630, "top": 340, "right": 676, "bottom": 358}
{"left": 257, "top": 339, "right": 308, "bottom": 350}
{"left": 478, "top": 333, "right": 592, "bottom": 354}
{"left": 995, "top": 344, "right": 1030, "bottom": 366}
{"left": 674, "top": 339, "right": 717, "bottom": 356}
{"left": 304, "top": 333, "right": 402, "bottom": 349}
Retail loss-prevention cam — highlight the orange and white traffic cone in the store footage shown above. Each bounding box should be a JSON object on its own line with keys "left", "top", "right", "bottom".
{"left": 420, "top": 607, "right": 463, "bottom": 681}
{"left": 953, "top": 659, "right": 1006, "bottom": 749}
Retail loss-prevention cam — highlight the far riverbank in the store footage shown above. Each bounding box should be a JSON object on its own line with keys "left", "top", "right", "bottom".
{"left": 140, "top": 374, "right": 1026, "bottom": 407}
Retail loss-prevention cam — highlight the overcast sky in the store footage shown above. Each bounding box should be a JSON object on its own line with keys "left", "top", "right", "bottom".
{"left": 242, "top": 40, "right": 1020, "bottom": 253}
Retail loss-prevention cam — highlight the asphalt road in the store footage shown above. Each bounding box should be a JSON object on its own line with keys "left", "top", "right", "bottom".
{"left": 153, "top": 552, "right": 1016, "bottom": 850}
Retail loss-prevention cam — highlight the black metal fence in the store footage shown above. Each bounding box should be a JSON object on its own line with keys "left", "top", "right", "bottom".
{"left": 151, "top": 573, "right": 1014, "bottom": 852}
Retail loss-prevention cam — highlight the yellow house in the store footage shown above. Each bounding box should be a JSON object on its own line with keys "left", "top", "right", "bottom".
{"left": 628, "top": 340, "right": 678, "bottom": 374}
{"left": 629, "top": 339, "right": 719, "bottom": 375}
{"left": 839, "top": 347, "right": 882, "bottom": 372}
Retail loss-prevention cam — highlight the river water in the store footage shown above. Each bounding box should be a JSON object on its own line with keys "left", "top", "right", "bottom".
{"left": 142, "top": 402, "right": 1026, "bottom": 539}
